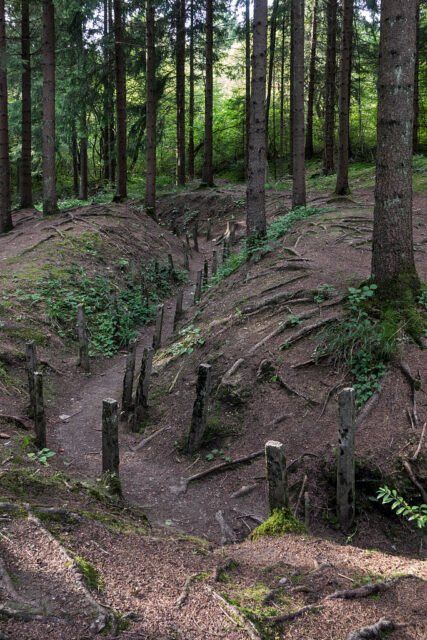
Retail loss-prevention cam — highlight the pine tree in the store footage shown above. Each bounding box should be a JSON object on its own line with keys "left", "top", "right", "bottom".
{"left": 322, "top": 0, "right": 337, "bottom": 176}
{"left": 176, "top": 0, "right": 186, "bottom": 186}
{"left": 0, "top": 0, "right": 11, "bottom": 232}
{"left": 20, "top": 0, "right": 32, "bottom": 208}
{"left": 291, "top": 0, "right": 306, "bottom": 207}
{"left": 201, "top": 0, "right": 214, "bottom": 187}
{"left": 335, "top": 0, "right": 354, "bottom": 195}
{"left": 42, "top": 0, "right": 57, "bottom": 216}
{"left": 305, "top": 0, "right": 319, "bottom": 160}
{"left": 145, "top": 0, "right": 156, "bottom": 219}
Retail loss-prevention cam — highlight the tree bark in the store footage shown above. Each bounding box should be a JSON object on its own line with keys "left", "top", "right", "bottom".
{"left": 145, "top": 0, "right": 156, "bottom": 218}
{"left": 305, "top": 0, "right": 319, "bottom": 160}
{"left": 371, "top": 0, "right": 419, "bottom": 291}
{"left": 201, "top": 0, "right": 214, "bottom": 186}
{"left": 279, "top": 11, "right": 285, "bottom": 177}
{"left": 78, "top": 14, "right": 88, "bottom": 201}
{"left": 20, "top": 0, "right": 32, "bottom": 208}
{"left": 176, "top": 0, "right": 186, "bottom": 186}
{"left": 246, "top": 0, "right": 267, "bottom": 239}
{"left": 107, "top": 0, "right": 115, "bottom": 185}
{"left": 291, "top": 0, "right": 306, "bottom": 207}
{"left": 42, "top": 0, "right": 57, "bottom": 216}
{"left": 71, "top": 122, "right": 78, "bottom": 197}
{"left": 114, "top": 0, "right": 127, "bottom": 200}
{"left": 335, "top": 0, "right": 354, "bottom": 195}
{"left": 413, "top": 1, "right": 420, "bottom": 154}
{"left": 245, "top": 0, "right": 250, "bottom": 181}
{"left": 265, "top": 0, "right": 279, "bottom": 162}
{"left": 0, "top": 0, "right": 11, "bottom": 233}
{"left": 322, "top": 0, "right": 337, "bottom": 175}
{"left": 188, "top": 0, "right": 195, "bottom": 181}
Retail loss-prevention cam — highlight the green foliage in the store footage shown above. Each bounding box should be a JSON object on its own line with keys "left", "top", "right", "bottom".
{"left": 27, "top": 448, "right": 56, "bottom": 467}
{"left": 73, "top": 555, "right": 104, "bottom": 591}
{"left": 377, "top": 486, "right": 427, "bottom": 529}
{"left": 250, "top": 508, "right": 308, "bottom": 540}
{"left": 313, "top": 283, "right": 336, "bottom": 304}
{"left": 163, "top": 324, "right": 205, "bottom": 359}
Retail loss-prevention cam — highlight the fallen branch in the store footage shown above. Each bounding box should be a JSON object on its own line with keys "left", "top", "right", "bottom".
{"left": 402, "top": 460, "right": 427, "bottom": 504}
{"left": 0, "top": 415, "right": 31, "bottom": 430}
{"left": 176, "top": 572, "right": 204, "bottom": 608}
{"left": 131, "top": 426, "right": 171, "bottom": 452}
{"left": 207, "top": 586, "right": 262, "bottom": 640}
{"left": 279, "top": 316, "right": 341, "bottom": 350}
{"left": 345, "top": 618, "right": 408, "bottom": 640}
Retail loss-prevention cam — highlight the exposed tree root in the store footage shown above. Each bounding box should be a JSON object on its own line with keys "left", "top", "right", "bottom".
{"left": 277, "top": 374, "right": 320, "bottom": 405}
{"left": 215, "top": 510, "right": 237, "bottom": 544}
{"left": 131, "top": 426, "right": 171, "bottom": 452}
{"left": 175, "top": 572, "right": 204, "bottom": 608}
{"left": 206, "top": 586, "right": 262, "bottom": 640}
{"left": 248, "top": 308, "right": 319, "bottom": 356}
{"left": 411, "top": 422, "right": 426, "bottom": 461}
{"left": 0, "top": 415, "right": 31, "bottom": 430}
{"left": 250, "top": 274, "right": 310, "bottom": 300}
{"left": 279, "top": 316, "right": 341, "bottom": 350}
{"left": 326, "top": 576, "right": 414, "bottom": 600}
{"left": 243, "top": 289, "right": 314, "bottom": 315}
{"left": 344, "top": 618, "right": 408, "bottom": 640}
{"left": 402, "top": 460, "right": 427, "bottom": 504}
{"left": 18, "top": 234, "right": 56, "bottom": 256}
{"left": 259, "top": 604, "right": 325, "bottom": 625}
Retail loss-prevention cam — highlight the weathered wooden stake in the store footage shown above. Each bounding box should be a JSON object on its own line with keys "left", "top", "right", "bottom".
{"left": 230, "top": 222, "right": 236, "bottom": 245}
{"left": 187, "top": 363, "right": 212, "bottom": 454}
{"left": 194, "top": 270, "right": 202, "bottom": 303}
{"left": 154, "top": 260, "right": 159, "bottom": 277}
{"left": 193, "top": 221, "right": 199, "bottom": 252}
{"left": 168, "top": 253, "right": 175, "bottom": 279}
{"left": 265, "top": 440, "right": 288, "bottom": 512}
{"left": 203, "top": 259, "right": 209, "bottom": 287}
{"left": 337, "top": 387, "right": 356, "bottom": 532}
{"left": 185, "top": 232, "right": 191, "bottom": 254}
{"left": 121, "top": 338, "right": 137, "bottom": 413}
{"left": 206, "top": 220, "right": 211, "bottom": 241}
{"left": 33, "top": 371, "right": 46, "bottom": 449}
{"left": 223, "top": 240, "right": 229, "bottom": 263}
{"left": 152, "top": 304, "right": 164, "bottom": 351}
{"left": 102, "top": 398, "right": 119, "bottom": 476}
{"left": 132, "top": 347, "right": 154, "bottom": 433}
{"left": 77, "top": 304, "right": 90, "bottom": 373}
{"left": 173, "top": 289, "right": 184, "bottom": 330}
{"left": 183, "top": 245, "right": 190, "bottom": 270}
{"left": 212, "top": 250, "right": 218, "bottom": 276}
{"left": 26, "top": 340, "right": 38, "bottom": 417}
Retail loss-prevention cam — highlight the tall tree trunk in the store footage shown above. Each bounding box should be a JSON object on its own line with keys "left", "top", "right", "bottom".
{"left": 201, "top": 0, "right": 214, "bottom": 186}
{"left": 246, "top": 0, "right": 267, "bottom": 239}
{"left": 188, "top": 0, "right": 195, "bottom": 181}
{"left": 335, "top": 0, "right": 353, "bottom": 195}
{"left": 0, "top": 0, "right": 11, "bottom": 232}
{"left": 291, "top": 0, "right": 306, "bottom": 207}
{"left": 176, "top": 0, "right": 185, "bottom": 185}
{"left": 279, "top": 11, "right": 285, "bottom": 177}
{"left": 245, "top": 0, "right": 250, "bottom": 181}
{"left": 305, "top": 0, "right": 318, "bottom": 159}
{"left": 371, "top": 0, "right": 419, "bottom": 292}
{"left": 322, "top": 0, "right": 337, "bottom": 175}
{"left": 114, "top": 0, "right": 127, "bottom": 200}
{"left": 288, "top": 7, "right": 293, "bottom": 177}
{"left": 20, "top": 0, "right": 32, "bottom": 208}
{"left": 72, "top": 122, "right": 79, "bottom": 197}
{"left": 42, "top": 0, "right": 57, "bottom": 215}
{"left": 108, "top": 0, "right": 115, "bottom": 185}
{"left": 103, "top": 0, "right": 110, "bottom": 182}
{"left": 78, "top": 15, "right": 88, "bottom": 201}
{"left": 413, "top": 1, "right": 420, "bottom": 154}
{"left": 145, "top": 0, "right": 156, "bottom": 219}
{"left": 265, "top": 0, "right": 279, "bottom": 160}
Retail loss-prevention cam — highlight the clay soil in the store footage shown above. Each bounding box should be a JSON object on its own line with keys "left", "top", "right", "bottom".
{"left": 0, "top": 184, "right": 426, "bottom": 640}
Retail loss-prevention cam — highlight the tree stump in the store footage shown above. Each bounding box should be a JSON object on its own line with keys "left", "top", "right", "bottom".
{"left": 152, "top": 304, "right": 164, "bottom": 351}
{"left": 77, "top": 303, "right": 90, "bottom": 373}
{"left": 102, "top": 398, "right": 119, "bottom": 475}
{"left": 132, "top": 347, "right": 154, "bottom": 433}
{"left": 265, "top": 440, "right": 288, "bottom": 512}
{"left": 337, "top": 387, "right": 356, "bottom": 531}
{"left": 187, "top": 363, "right": 212, "bottom": 454}
{"left": 33, "top": 371, "right": 46, "bottom": 449}
{"left": 121, "top": 337, "right": 137, "bottom": 413}
{"left": 194, "top": 270, "right": 202, "bottom": 303}
{"left": 26, "top": 340, "right": 38, "bottom": 418}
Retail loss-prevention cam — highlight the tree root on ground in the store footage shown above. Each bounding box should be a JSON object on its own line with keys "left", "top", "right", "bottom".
{"left": 355, "top": 391, "right": 381, "bottom": 430}
{"left": 175, "top": 572, "right": 205, "bottom": 608}
{"left": 326, "top": 576, "right": 415, "bottom": 600}
{"left": 344, "top": 618, "right": 408, "bottom": 640}
{"left": 206, "top": 586, "right": 262, "bottom": 640}
{"left": 277, "top": 374, "right": 320, "bottom": 405}
{"left": 402, "top": 460, "right": 427, "bottom": 504}
{"left": 278, "top": 315, "right": 341, "bottom": 350}
{"left": 243, "top": 289, "right": 314, "bottom": 315}
{"left": 258, "top": 604, "right": 325, "bottom": 625}
{"left": 0, "top": 415, "right": 31, "bottom": 430}
{"left": 248, "top": 274, "right": 310, "bottom": 300}
{"left": 130, "top": 426, "right": 171, "bottom": 452}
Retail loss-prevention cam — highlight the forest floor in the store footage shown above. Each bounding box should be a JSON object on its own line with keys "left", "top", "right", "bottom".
{"left": 0, "top": 177, "right": 426, "bottom": 639}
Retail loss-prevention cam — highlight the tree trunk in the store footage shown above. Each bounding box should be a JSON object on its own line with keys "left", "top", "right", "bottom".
{"left": 322, "top": 0, "right": 337, "bottom": 175}
{"left": 335, "top": 0, "right": 353, "bottom": 195}
{"left": 0, "top": 0, "right": 11, "bottom": 232}
{"left": 145, "top": 0, "right": 156, "bottom": 218}
{"left": 188, "top": 0, "right": 195, "bottom": 181}
{"left": 201, "top": 0, "right": 214, "bottom": 186}
{"left": 72, "top": 122, "right": 79, "bottom": 197}
{"left": 291, "top": 0, "right": 306, "bottom": 207}
{"left": 371, "top": 0, "right": 419, "bottom": 292}
{"left": 279, "top": 11, "right": 285, "bottom": 177}
{"left": 176, "top": 0, "right": 185, "bottom": 185}
{"left": 305, "top": 0, "right": 318, "bottom": 160}
{"left": 78, "top": 15, "right": 88, "bottom": 202}
{"left": 108, "top": 0, "right": 115, "bottom": 185}
{"left": 413, "top": 1, "right": 420, "bottom": 154}
{"left": 20, "top": 0, "right": 32, "bottom": 208}
{"left": 245, "top": 0, "right": 250, "bottom": 181}
{"left": 42, "top": 0, "right": 57, "bottom": 215}
{"left": 114, "top": 0, "right": 127, "bottom": 200}
{"left": 103, "top": 0, "right": 110, "bottom": 183}
{"left": 246, "top": 0, "right": 267, "bottom": 239}
{"left": 265, "top": 0, "right": 279, "bottom": 161}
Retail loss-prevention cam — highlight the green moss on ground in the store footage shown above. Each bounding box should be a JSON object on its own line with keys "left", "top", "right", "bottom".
{"left": 74, "top": 555, "right": 104, "bottom": 591}
{"left": 250, "top": 508, "right": 308, "bottom": 540}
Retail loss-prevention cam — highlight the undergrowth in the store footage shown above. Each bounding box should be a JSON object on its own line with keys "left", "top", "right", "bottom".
{"left": 250, "top": 508, "right": 308, "bottom": 540}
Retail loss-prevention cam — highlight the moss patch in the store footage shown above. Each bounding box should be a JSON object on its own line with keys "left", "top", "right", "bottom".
{"left": 250, "top": 508, "right": 308, "bottom": 540}
{"left": 74, "top": 555, "right": 104, "bottom": 591}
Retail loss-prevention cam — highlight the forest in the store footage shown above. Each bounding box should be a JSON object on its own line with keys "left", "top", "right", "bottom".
{"left": 0, "top": 1, "right": 426, "bottom": 639}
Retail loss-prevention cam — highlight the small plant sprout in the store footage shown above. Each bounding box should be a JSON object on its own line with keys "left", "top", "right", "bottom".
{"left": 27, "top": 448, "right": 56, "bottom": 467}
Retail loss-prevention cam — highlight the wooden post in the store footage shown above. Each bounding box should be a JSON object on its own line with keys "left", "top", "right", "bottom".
{"left": 102, "top": 398, "right": 119, "bottom": 476}
{"left": 206, "top": 220, "right": 211, "bottom": 241}
{"left": 223, "top": 240, "right": 229, "bottom": 263}
{"left": 173, "top": 289, "right": 184, "bottom": 330}
{"left": 183, "top": 245, "right": 190, "bottom": 270}
{"left": 132, "top": 347, "right": 154, "bottom": 433}
{"left": 265, "top": 440, "right": 288, "bottom": 512}
{"left": 203, "top": 259, "right": 209, "bottom": 287}
{"left": 154, "top": 260, "right": 159, "bottom": 277}
{"left": 212, "top": 250, "right": 218, "bottom": 276}
{"left": 26, "top": 340, "right": 38, "bottom": 417}
{"left": 77, "top": 304, "right": 90, "bottom": 373}
{"left": 121, "top": 337, "right": 137, "bottom": 413}
{"left": 230, "top": 222, "right": 236, "bottom": 244}
{"left": 168, "top": 253, "right": 175, "bottom": 279}
{"left": 337, "top": 387, "right": 356, "bottom": 532}
{"left": 152, "top": 304, "right": 164, "bottom": 351}
{"left": 187, "top": 363, "right": 212, "bottom": 454}
{"left": 193, "top": 221, "right": 199, "bottom": 251}
{"left": 33, "top": 371, "right": 46, "bottom": 449}
{"left": 185, "top": 232, "right": 191, "bottom": 254}
{"left": 194, "top": 270, "right": 202, "bottom": 303}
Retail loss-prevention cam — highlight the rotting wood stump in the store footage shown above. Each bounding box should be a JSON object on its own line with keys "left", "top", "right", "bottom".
{"left": 102, "top": 398, "right": 119, "bottom": 476}
{"left": 265, "top": 440, "right": 289, "bottom": 512}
